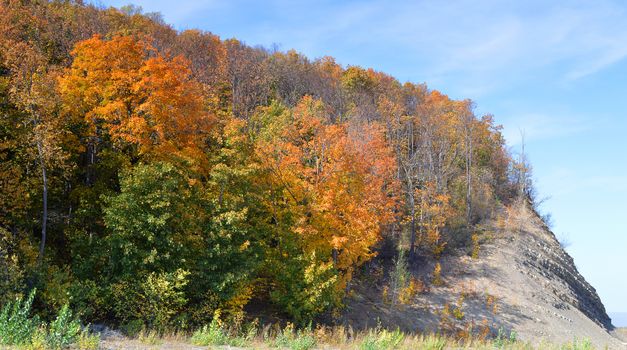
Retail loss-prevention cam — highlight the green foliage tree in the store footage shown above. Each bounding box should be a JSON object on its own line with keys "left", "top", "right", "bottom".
{"left": 103, "top": 161, "right": 260, "bottom": 324}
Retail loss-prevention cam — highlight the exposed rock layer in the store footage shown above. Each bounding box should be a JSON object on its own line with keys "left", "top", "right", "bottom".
{"left": 343, "top": 202, "right": 625, "bottom": 348}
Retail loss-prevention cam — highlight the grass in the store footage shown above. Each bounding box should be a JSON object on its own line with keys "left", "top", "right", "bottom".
{"left": 183, "top": 321, "right": 605, "bottom": 350}
{"left": 0, "top": 295, "right": 607, "bottom": 350}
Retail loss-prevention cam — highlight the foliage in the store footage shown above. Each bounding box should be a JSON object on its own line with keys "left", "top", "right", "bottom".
{"left": 0, "top": 0, "right": 527, "bottom": 329}
{"left": 0, "top": 289, "right": 38, "bottom": 345}
{"left": 104, "top": 161, "right": 258, "bottom": 325}
{"left": 0, "top": 289, "right": 88, "bottom": 349}
{"left": 46, "top": 304, "right": 82, "bottom": 349}
{"left": 559, "top": 338, "right": 594, "bottom": 350}
{"left": 112, "top": 269, "right": 189, "bottom": 330}
{"left": 138, "top": 329, "right": 163, "bottom": 345}
{"left": 471, "top": 233, "right": 481, "bottom": 259}
{"left": 389, "top": 249, "right": 421, "bottom": 305}
{"left": 269, "top": 251, "right": 340, "bottom": 323}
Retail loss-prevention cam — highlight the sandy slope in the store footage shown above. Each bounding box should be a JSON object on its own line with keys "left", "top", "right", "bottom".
{"left": 342, "top": 202, "right": 626, "bottom": 349}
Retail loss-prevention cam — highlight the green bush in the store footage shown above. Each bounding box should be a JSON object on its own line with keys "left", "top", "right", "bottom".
{"left": 112, "top": 269, "right": 189, "bottom": 331}
{"left": 0, "top": 289, "right": 38, "bottom": 345}
{"left": 103, "top": 162, "right": 261, "bottom": 325}
{"left": 0, "top": 289, "right": 89, "bottom": 349}
{"left": 46, "top": 304, "right": 82, "bottom": 349}
{"left": 69, "top": 279, "right": 107, "bottom": 322}
{"left": 269, "top": 251, "right": 340, "bottom": 324}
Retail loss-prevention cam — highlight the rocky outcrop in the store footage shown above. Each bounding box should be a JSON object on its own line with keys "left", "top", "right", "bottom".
{"left": 517, "top": 212, "right": 612, "bottom": 329}
{"left": 343, "top": 201, "right": 624, "bottom": 348}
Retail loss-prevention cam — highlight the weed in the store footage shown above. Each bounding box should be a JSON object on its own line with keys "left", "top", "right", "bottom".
{"left": 359, "top": 328, "right": 404, "bottom": 350}
{"left": 138, "top": 329, "right": 163, "bottom": 345}
{"left": 432, "top": 263, "right": 443, "bottom": 286}
{"left": 77, "top": 328, "right": 100, "bottom": 350}
{"left": 274, "top": 323, "right": 317, "bottom": 350}
{"left": 560, "top": 338, "right": 594, "bottom": 350}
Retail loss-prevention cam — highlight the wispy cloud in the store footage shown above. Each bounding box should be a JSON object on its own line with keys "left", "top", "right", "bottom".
{"left": 98, "top": 0, "right": 627, "bottom": 96}
{"left": 500, "top": 113, "right": 595, "bottom": 146}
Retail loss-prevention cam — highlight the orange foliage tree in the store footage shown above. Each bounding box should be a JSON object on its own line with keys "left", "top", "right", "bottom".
{"left": 58, "top": 34, "right": 214, "bottom": 172}
{"left": 256, "top": 96, "right": 398, "bottom": 281}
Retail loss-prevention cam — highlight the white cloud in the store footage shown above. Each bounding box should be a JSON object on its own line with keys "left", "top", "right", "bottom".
{"left": 98, "top": 0, "right": 627, "bottom": 94}
{"left": 263, "top": 0, "right": 627, "bottom": 96}
{"left": 500, "top": 113, "right": 593, "bottom": 146}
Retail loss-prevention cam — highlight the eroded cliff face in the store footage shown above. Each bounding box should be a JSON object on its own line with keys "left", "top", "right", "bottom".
{"left": 343, "top": 201, "right": 624, "bottom": 348}
{"left": 518, "top": 207, "right": 612, "bottom": 330}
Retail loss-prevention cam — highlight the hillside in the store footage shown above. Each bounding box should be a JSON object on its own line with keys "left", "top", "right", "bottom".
{"left": 343, "top": 201, "right": 625, "bottom": 348}
{"left": 0, "top": 2, "right": 622, "bottom": 349}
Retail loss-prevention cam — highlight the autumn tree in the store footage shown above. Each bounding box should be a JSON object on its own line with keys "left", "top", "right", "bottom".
{"left": 0, "top": 18, "right": 71, "bottom": 264}
{"left": 0, "top": 0, "right": 524, "bottom": 327}
{"left": 254, "top": 97, "right": 397, "bottom": 309}
{"left": 58, "top": 34, "right": 214, "bottom": 173}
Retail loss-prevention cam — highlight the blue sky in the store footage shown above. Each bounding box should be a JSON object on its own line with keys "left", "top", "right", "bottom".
{"left": 95, "top": 0, "right": 627, "bottom": 322}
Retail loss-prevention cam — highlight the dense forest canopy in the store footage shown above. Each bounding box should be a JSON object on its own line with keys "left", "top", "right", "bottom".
{"left": 0, "top": 0, "right": 530, "bottom": 330}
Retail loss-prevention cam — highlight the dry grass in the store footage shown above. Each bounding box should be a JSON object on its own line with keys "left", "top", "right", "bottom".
{"left": 95, "top": 323, "right": 603, "bottom": 350}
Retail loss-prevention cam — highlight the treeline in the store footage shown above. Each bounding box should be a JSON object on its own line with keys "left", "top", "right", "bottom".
{"left": 0, "top": 1, "right": 522, "bottom": 330}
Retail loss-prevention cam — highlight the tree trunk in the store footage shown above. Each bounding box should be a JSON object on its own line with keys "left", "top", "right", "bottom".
{"left": 466, "top": 135, "right": 472, "bottom": 225}
{"left": 36, "top": 138, "right": 48, "bottom": 266}
{"left": 408, "top": 192, "right": 416, "bottom": 260}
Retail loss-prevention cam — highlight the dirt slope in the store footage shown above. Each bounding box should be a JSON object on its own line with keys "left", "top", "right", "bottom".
{"left": 342, "top": 202, "right": 626, "bottom": 349}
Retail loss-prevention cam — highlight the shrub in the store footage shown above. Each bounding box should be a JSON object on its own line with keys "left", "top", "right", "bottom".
{"left": 104, "top": 162, "right": 261, "bottom": 325}
{"left": 560, "top": 338, "right": 593, "bottom": 350}
{"left": 471, "top": 233, "right": 480, "bottom": 259}
{"left": 112, "top": 269, "right": 189, "bottom": 330}
{"left": 0, "top": 289, "right": 90, "bottom": 349}
{"left": 0, "top": 289, "right": 38, "bottom": 345}
{"left": 270, "top": 251, "right": 340, "bottom": 324}
{"left": 28, "top": 327, "right": 48, "bottom": 350}
{"left": 40, "top": 266, "right": 73, "bottom": 319}
{"left": 69, "top": 279, "right": 107, "bottom": 322}
{"left": 46, "top": 304, "right": 82, "bottom": 349}
{"left": 390, "top": 250, "right": 410, "bottom": 304}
